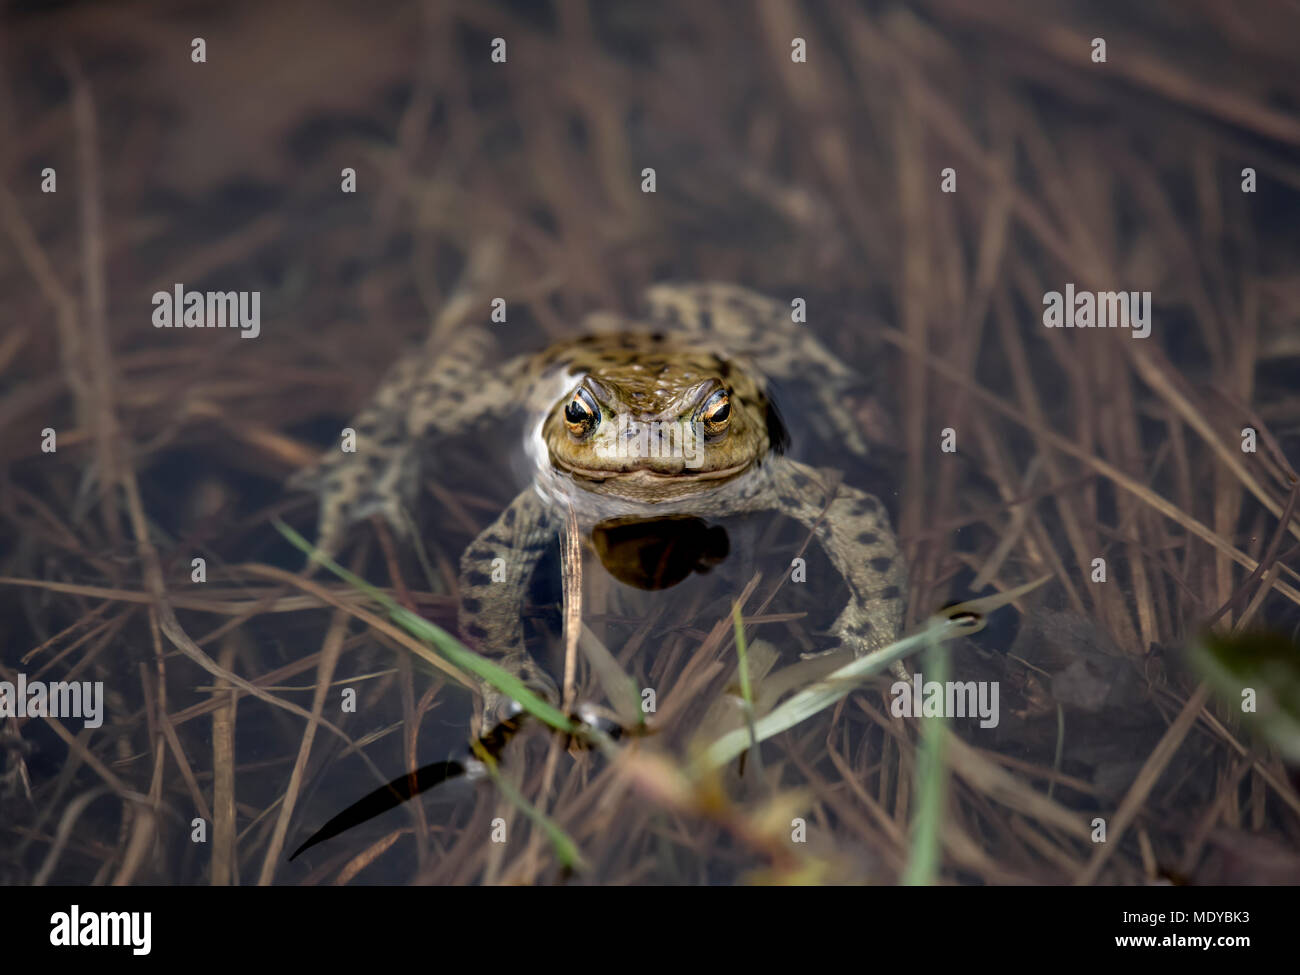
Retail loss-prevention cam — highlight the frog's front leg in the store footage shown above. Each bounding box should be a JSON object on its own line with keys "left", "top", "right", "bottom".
{"left": 458, "top": 488, "right": 560, "bottom": 726}
{"left": 754, "top": 457, "right": 906, "bottom": 666}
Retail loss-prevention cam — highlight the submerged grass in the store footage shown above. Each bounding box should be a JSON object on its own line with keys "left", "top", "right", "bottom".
{"left": 274, "top": 519, "right": 575, "bottom": 737}
{"left": 276, "top": 518, "right": 959, "bottom": 877}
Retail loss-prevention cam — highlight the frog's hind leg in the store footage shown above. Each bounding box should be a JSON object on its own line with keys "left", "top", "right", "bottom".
{"left": 642, "top": 282, "right": 872, "bottom": 457}
{"left": 458, "top": 488, "right": 561, "bottom": 726}
{"left": 746, "top": 456, "right": 906, "bottom": 668}
{"left": 292, "top": 328, "right": 526, "bottom": 556}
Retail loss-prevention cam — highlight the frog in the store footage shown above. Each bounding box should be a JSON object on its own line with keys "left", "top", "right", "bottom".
{"left": 294, "top": 283, "right": 905, "bottom": 726}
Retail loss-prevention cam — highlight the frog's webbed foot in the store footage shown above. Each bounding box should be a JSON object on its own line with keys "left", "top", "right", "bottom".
{"left": 458, "top": 489, "right": 561, "bottom": 728}
{"left": 757, "top": 457, "right": 906, "bottom": 670}
{"left": 479, "top": 654, "right": 561, "bottom": 734}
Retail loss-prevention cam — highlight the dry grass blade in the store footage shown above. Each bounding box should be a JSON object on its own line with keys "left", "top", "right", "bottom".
{"left": 1075, "top": 684, "right": 1214, "bottom": 885}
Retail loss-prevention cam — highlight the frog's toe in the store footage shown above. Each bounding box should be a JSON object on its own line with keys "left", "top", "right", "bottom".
{"left": 481, "top": 655, "right": 559, "bottom": 729}
{"left": 342, "top": 449, "right": 417, "bottom": 530}
{"left": 799, "top": 644, "right": 850, "bottom": 661}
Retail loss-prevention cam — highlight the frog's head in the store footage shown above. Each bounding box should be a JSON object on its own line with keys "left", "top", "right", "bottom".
{"left": 542, "top": 348, "right": 783, "bottom": 501}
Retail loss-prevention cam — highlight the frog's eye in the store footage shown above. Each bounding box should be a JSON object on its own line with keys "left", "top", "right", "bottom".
{"left": 564, "top": 386, "right": 600, "bottom": 437}
{"left": 699, "top": 389, "right": 731, "bottom": 436}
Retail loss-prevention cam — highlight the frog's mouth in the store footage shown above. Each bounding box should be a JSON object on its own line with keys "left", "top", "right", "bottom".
{"left": 555, "top": 460, "right": 755, "bottom": 497}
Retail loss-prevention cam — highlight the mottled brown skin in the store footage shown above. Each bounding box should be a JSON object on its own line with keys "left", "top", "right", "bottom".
{"left": 294, "top": 283, "right": 905, "bottom": 725}
{"left": 540, "top": 341, "right": 768, "bottom": 493}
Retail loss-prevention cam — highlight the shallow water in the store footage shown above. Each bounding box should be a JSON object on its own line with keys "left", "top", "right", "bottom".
{"left": 3, "top": 0, "right": 1299, "bottom": 887}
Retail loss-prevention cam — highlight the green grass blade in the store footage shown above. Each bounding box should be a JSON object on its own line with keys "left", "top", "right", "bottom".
{"left": 902, "top": 633, "right": 949, "bottom": 886}
{"left": 702, "top": 618, "right": 949, "bottom": 769}
{"left": 273, "top": 519, "right": 575, "bottom": 734}
{"left": 470, "top": 740, "right": 588, "bottom": 872}
{"left": 732, "top": 601, "right": 759, "bottom": 752}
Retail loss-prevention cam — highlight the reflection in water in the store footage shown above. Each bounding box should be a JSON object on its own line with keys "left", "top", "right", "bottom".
{"left": 590, "top": 515, "right": 730, "bottom": 591}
